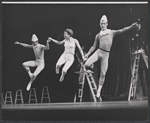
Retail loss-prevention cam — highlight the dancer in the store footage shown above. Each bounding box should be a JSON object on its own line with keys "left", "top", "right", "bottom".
{"left": 49, "top": 29, "right": 87, "bottom": 82}
{"left": 15, "top": 34, "right": 50, "bottom": 91}
{"left": 85, "top": 15, "right": 140, "bottom": 101}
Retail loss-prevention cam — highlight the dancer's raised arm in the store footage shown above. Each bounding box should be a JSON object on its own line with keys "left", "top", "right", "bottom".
{"left": 41, "top": 39, "right": 50, "bottom": 50}
{"left": 48, "top": 37, "right": 65, "bottom": 45}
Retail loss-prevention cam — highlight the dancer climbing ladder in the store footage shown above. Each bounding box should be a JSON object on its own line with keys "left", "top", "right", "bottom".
{"left": 49, "top": 29, "right": 87, "bottom": 82}
{"left": 15, "top": 34, "right": 50, "bottom": 91}
{"left": 85, "top": 15, "right": 140, "bottom": 101}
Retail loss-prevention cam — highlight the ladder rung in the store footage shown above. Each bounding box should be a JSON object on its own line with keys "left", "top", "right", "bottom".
{"left": 88, "top": 73, "right": 93, "bottom": 76}
{"left": 93, "top": 88, "right": 97, "bottom": 90}
{"left": 78, "top": 89, "right": 83, "bottom": 97}
{"left": 78, "top": 95, "right": 82, "bottom": 98}
{"left": 79, "top": 65, "right": 97, "bottom": 102}
{"left": 91, "top": 82, "right": 97, "bottom": 86}
{"left": 79, "top": 81, "right": 84, "bottom": 84}
{"left": 90, "top": 80, "right": 96, "bottom": 83}
{"left": 92, "top": 86, "right": 97, "bottom": 89}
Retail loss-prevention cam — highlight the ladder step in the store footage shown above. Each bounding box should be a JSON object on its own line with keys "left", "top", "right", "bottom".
{"left": 77, "top": 65, "right": 97, "bottom": 102}
{"left": 78, "top": 89, "right": 83, "bottom": 97}
{"left": 92, "top": 86, "right": 97, "bottom": 89}
{"left": 93, "top": 88, "right": 97, "bottom": 90}
{"left": 90, "top": 80, "right": 96, "bottom": 83}
{"left": 79, "top": 81, "right": 84, "bottom": 84}
{"left": 91, "top": 83, "right": 97, "bottom": 87}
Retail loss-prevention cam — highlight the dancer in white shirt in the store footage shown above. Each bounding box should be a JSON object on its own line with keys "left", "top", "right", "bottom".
{"left": 49, "top": 29, "right": 87, "bottom": 82}
{"left": 15, "top": 34, "right": 50, "bottom": 91}
{"left": 85, "top": 15, "right": 140, "bottom": 101}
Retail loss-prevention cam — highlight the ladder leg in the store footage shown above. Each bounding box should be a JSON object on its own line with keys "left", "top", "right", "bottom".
{"left": 129, "top": 53, "right": 141, "bottom": 101}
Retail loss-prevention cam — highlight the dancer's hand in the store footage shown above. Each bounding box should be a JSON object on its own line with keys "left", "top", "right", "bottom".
{"left": 14, "top": 41, "right": 19, "bottom": 45}
{"left": 137, "top": 24, "right": 141, "bottom": 30}
{"left": 132, "top": 22, "right": 140, "bottom": 29}
{"left": 48, "top": 37, "right": 52, "bottom": 41}
{"left": 47, "top": 38, "right": 51, "bottom": 43}
{"left": 82, "top": 57, "right": 87, "bottom": 62}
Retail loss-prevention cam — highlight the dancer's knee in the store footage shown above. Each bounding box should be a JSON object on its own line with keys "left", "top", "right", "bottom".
{"left": 100, "top": 72, "right": 105, "bottom": 78}
{"left": 32, "top": 73, "right": 37, "bottom": 78}
{"left": 56, "top": 63, "right": 61, "bottom": 68}
{"left": 22, "top": 62, "right": 27, "bottom": 67}
{"left": 84, "top": 61, "right": 91, "bottom": 68}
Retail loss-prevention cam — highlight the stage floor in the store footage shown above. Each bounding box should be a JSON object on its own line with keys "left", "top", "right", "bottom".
{"left": 2, "top": 100, "right": 148, "bottom": 121}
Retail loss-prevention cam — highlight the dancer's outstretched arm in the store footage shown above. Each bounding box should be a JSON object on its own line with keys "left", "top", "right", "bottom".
{"left": 113, "top": 22, "right": 140, "bottom": 35}
{"left": 48, "top": 37, "right": 65, "bottom": 45}
{"left": 14, "top": 41, "right": 33, "bottom": 48}
{"left": 75, "top": 40, "right": 87, "bottom": 61}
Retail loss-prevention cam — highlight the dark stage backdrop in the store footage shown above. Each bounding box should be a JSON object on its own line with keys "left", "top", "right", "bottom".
{"left": 2, "top": 4, "right": 148, "bottom": 103}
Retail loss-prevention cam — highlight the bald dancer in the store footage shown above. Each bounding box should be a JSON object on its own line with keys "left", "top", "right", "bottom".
{"left": 15, "top": 34, "right": 50, "bottom": 91}
{"left": 85, "top": 15, "right": 140, "bottom": 101}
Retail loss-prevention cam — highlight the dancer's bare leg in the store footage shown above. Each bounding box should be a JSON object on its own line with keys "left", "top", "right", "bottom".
{"left": 56, "top": 65, "right": 61, "bottom": 74}
{"left": 59, "top": 71, "right": 66, "bottom": 82}
{"left": 22, "top": 61, "right": 36, "bottom": 78}
{"left": 59, "top": 60, "right": 74, "bottom": 82}
{"left": 85, "top": 51, "right": 99, "bottom": 71}
{"left": 26, "top": 61, "right": 44, "bottom": 91}
{"left": 96, "top": 56, "right": 109, "bottom": 101}
{"left": 56, "top": 54, "right": 66, "bottom": 74}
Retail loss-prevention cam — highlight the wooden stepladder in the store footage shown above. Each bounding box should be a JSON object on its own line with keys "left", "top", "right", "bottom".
{"left": 128, "top": 48, "right": 148, "bottom": 101}
{"left": 77, "top": 62, "right": 86, "bottom": 102}
{"left": 84, "top": 66, "right": 97, "bottom": 102}
{"left": 75, "top": 62, "right": 97, "bottom": 102}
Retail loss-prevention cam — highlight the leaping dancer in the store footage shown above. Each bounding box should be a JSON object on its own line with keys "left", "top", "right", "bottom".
{"left": 15, "top": 34, "right": 50, "bottom": 91}
{"left": 85, "top": 15, "right": 140, "bottom": 101}
{"left": 49, "top": 29, "right": 87, "bottom": 82}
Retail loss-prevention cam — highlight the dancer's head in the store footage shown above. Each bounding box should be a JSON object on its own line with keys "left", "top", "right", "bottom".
{"left": 100, "top": 15, "right": 108, "bottom": 30}
{"left": 64, "top": 29, "right": 73, "bottom": 39}
{"left": 31, "top": 34, "right": 38, "bottom": 45}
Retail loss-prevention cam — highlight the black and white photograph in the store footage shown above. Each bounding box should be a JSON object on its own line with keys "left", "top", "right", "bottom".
{"left": 1, "top": 1, "right": 148, "bottom": 121}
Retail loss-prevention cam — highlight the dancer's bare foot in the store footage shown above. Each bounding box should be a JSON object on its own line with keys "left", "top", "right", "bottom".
{"left": 26, "top": 74, "right": 36, "bottom": 91}
{"left": 99, "top": 96, "right": 102, "bottom": 101}
{"left": 56, "top": 66, "right": 60, "bottom": 74}
{"left": 96, "top": 96, "right": 102, "bottom": 102}
{"left": 59, "top": 75, "right": 64, "bottom": 82}
{"left": 26, "top": 81, "right": 32, "bottom": 91}
{"left": 96, "top": 91, "right": 100, "bottom": 98}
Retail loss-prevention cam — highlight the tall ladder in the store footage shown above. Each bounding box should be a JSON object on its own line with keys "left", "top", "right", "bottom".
{"left": 83, "top": 66, "right": 97, "bottom": 102}
{"left": 74, "top": 52, "right": 85, "bottom": 102}
{"left": 76, "top": 62, "right": 86, "bottom": 102}
{"left": 75, "top": 62, "right": 97, "bottom": 102}
{"left": 128, "top": 48, "right": 148, "bottom": 100}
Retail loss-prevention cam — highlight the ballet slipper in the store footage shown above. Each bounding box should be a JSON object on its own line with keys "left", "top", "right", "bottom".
{"left": 26, "top": 82, "right": 32, "bottom": 91}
